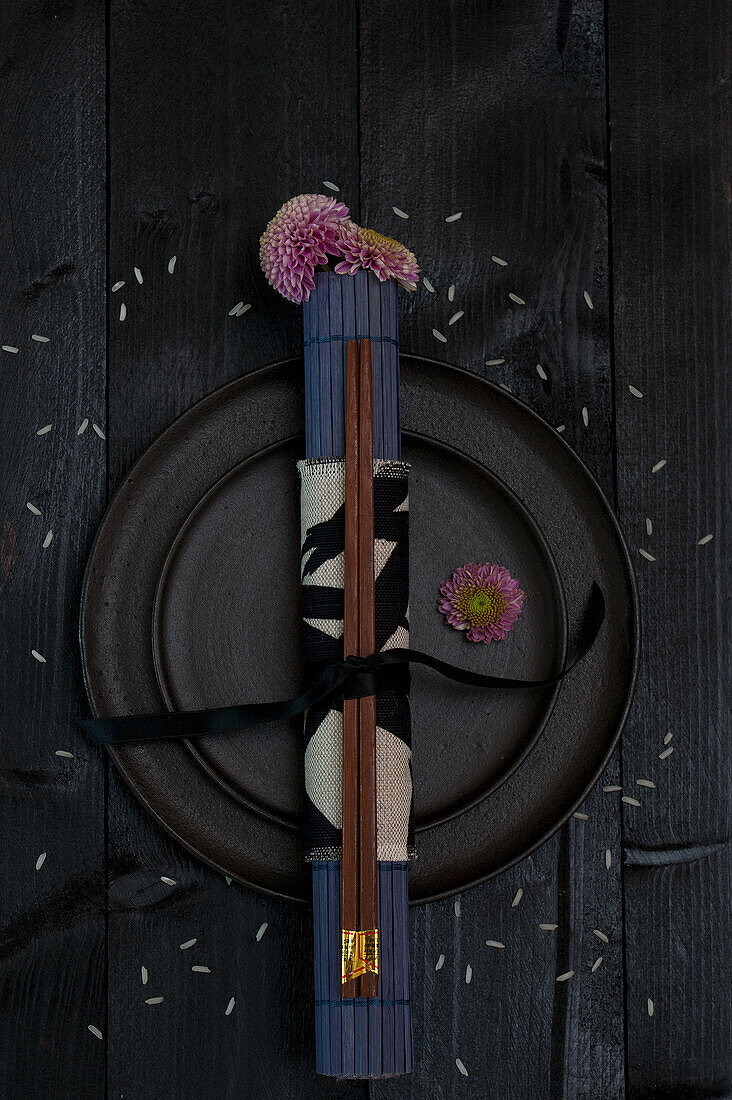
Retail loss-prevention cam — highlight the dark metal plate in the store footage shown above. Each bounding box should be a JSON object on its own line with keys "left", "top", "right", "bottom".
{"left": 80, "top": 356, "right": 639, "bottom": 904}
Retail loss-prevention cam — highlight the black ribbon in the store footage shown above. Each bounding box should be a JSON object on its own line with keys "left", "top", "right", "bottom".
{"left": 79, "top": 585, "right": 605, "bottom": 747}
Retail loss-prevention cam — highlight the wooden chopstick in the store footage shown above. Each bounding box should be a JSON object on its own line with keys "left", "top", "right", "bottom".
{"left": 342, "top": 338, "right": 361, "bottom": 998}
{"left": 357, "top": 339, "right": 379, "bottom": 998}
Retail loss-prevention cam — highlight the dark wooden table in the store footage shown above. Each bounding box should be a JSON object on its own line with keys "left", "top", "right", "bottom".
{"left": 1, "top": 2, "right": 728, "bottom": 1097}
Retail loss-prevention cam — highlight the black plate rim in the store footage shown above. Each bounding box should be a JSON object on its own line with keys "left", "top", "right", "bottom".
{"left": 79, "top": 353, "right": 640, "bottom": 906}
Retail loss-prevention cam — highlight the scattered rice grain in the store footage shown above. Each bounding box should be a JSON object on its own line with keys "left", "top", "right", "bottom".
{"left": 556, "top": 971, "right": 574, "bottom": 982}
{"left": 42, "top": 530, "right": 53, "bottom": 549}
{"left": 234, "top": 303, "right": 251, "bottom": 316}
{"left": 465, "top": 965, "right": 472, "bottom": 984}
{"left": 447, "top": 284, "right": 455, "bottom": 301}
{"left": 160, "top": 876, "right": 176, "bottom": 885}
{"left": 141, "top": 966, "right": 148, "bottom": 985}
{"left": 664, "top": 732, "right": 673, "bottom": 745}
{"left": 228, "top": 301, "right": 244, "bottom": 316}
{"left": 93, "top": 423, "right": 105, "bottom": 440}
{"left": 646, "top": 518, "right": 653, "bottom": 535}
{"left": 491, "top": 256, "right": 508, "bottom": 266}
{"left": 448, "top": 311, "right": 464, "bottom": 325}
{"left": 55, "top": 750, "right": 74, "bottom": 758}
{"left": 432, "top": 328, "right": 447, "bottom": 343}
{"left": 485, "top": 358, "right": 505, "bottom": 366}
{"left": 603, "top": 785, "right": 622, "bottom": 792}
{"left": 88, "top": 1024, "right": 103, "bottom": 1040}
{"left": 180, "top": 939, "right": 197, "bottom": 950}
{"left": 26, "top": 502, "right": 42, "bottom": 515}
{"left": 145, "top": 996, "right": 164, "bottom": 1005}
{"left": 256, "top": 922, "right": 268, "bottom": 941}
{"left": 445, "top": 212, "right": 462, "bottom": 222}
{"left": 225, "top": 997, "right": 236, "bottom": 1016}
{"left": 698, "top": 533, "right": 713, "bottom": 545}
{"left": 591, "top": 957, "right": 603, "bottom": 972}
{"left": 593, "top": 929, "right": 609, "bottom": 943}
{"left": 583, "top": 290, "right": 594, "bottom": 310}
{"left": 2, "top": 345, "right": 19, "bottom": 354}
{"left": 435, "top": 953, "right": 445, "bottom": 970}
{"left": 454, "top": 900, "right": 461, "bottom": 918}
{"left": 536, "top": 363, "right": 548, "bottom": 380}
{"left": 508, "top": 293, "right": 525, "bottom": 305}
{"left": 629, "top": 385, "right": 643, "bottom": 398}
{"left": 192, "top": 966, "right": 211, "bottom": 973}
{"left": 638, "top": 548, "right": 656, "bottom": 561}
{"left": 225, "top": 876, "right": 232, "bottom": 885}
{"left": 32, "top": 335, "right": 50, "bottom": 343}
{"left": 36, "top": 424, "right": 52, "bottom": 436}
{"left": 422, "top": 278, "right": 435, "bottom": 293}
{"left": 35, "top": 852, "right": 47, "bottom": 870}
{"left": 659, "top": 747, "right": 674, "bottom": 760}
{"left": 636, "top": 779, "right": 655, "bottom": 789}
{"left": 112, "top": 281, "right": 125, "bottom": 292}
{"left": 455, "top": 1058, "right": 468, "bottom": 1077}
{"left": 582, "top": 407, "right": 589, "bottom": 427}
{"left": 77, "top": 418, "right": 89, "bottom": 435}
{"left": 556, "top": 425, "right": 566, "bottom": 433}
{"left": 539, "top": 924, "right": 557, "bottom": 931}
{"left": 647, "top": 998, "right": 654, "bottom": 1016}
{"left": 119, "top": 303, "right": 127, "bottom": 321}
{"left": 573, "top": 812, "right": 589, "bottom": 820}
{"left": 605, "top": 849, "right": 612, "bottom": 869}
{"left": 167, "top": 257, "right": 177, "bottom": 274}
{"left": 622, "top": 796, "right": 641, "bottom": 806}
{"left": 392, "top": 206, "right": 409, "bottom": 219}
{"left": 134, "top": 267, "right": 143, "bottom": 284}
{"left": 511, "top": 888, "right": 523, "bottom": 908}
{"left": 322, "top": 180, "right": 339, "bottom": 192}
{"left": 32, "top": 650, "right": 46, "bottom": 663}
{"left": 651, "top": 459, "right": 666, "bottom": 473}
{"left": 485, "top": 940, "right": 505, "bottom": 949}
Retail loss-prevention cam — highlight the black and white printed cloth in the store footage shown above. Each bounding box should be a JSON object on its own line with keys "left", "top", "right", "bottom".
{"left": 298, "top": 457, "right": 415, "bottom": 863}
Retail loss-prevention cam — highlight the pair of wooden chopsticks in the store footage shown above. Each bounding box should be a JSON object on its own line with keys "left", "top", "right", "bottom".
{"left": 341, "top": 339, "right": 379, "bottom": 999}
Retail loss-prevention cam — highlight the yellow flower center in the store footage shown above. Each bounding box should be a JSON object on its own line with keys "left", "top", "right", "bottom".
{"left": 457, "top": 584, "right": 506, "bottom": 626}
{"left": 359, "top": 227, "right": 402, "bottom": 253}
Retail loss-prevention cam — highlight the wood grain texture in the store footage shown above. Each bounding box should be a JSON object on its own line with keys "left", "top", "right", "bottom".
{"left": 360, "top": 2, "right": 625, "bottom": 1097}
{"left": 106, "top": 1, "right": 363, "bottom": 1096}
{"left": 607, "top": 1, "right": 731, "bottom": 1095}
{"left": 0, "top": 1, "right": 107, "bottom": 1097}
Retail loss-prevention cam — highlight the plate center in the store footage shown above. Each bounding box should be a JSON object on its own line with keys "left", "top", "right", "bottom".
{"left": 152, "top": 435, "right": 565, "bottom": 831}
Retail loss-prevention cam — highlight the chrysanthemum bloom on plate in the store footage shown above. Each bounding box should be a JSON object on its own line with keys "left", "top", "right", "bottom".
{"left": 438, "top": 562, "right": 525, "bottom": 643}
{"left": 334, "top": 221, "right": 420, "bottom": 291}
{"left": 259, "top": 194, "right": 351, "bottom": 303}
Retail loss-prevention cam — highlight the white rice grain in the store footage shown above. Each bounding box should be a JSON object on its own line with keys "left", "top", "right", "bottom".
{"left": 556, "top": 971, "right": 574, "bottom": 982}
{"left": 622, "top": 796, "right": 641, "bottom": 806}
{"left": 582, "top": 407, "right": 589, "bottom": 427}
{"left": 119, "top": 303, "right": 127, "bottom": 321}
{"left": 664, "top": 732, "right": 673, "bottom": 745}
{"left": 638, "top": 548, "right": 656, "bottom": 561}
{"left": 228, "top": 301, "right": 244, "bottom": 316}
{"left": 454, "top": 900, "right": 461, "bottom": 918}
{"left": 168, "top": 256, "right": 177, "bottom": 274}
{"left": 322, "top": 180, "right": 339, "bottom": 192}
{"left": 32, "top": 650, "right": 46, "bottom": 663}
{"left": 605, "top": 849, "right": 612, "bottom": 869}
{"left": 255, "top": 922, "right": 268, "bottom": 941}
{"left": 647, "top": 998, "right": 654, "bottom": 1016}
{"left": 659, "top": 747, "right": 674, "bottom": 760}
{"left": 134, "top": 267, "right": 143, "bottom": 284}
{"left": 698, "top": 533, "right": 713, "bottom": 545}
{"left": 77, "top": 419, "right": 89, "bottom": 435}
{"left": 593, "top": 929, "right": 609, "bottom": 943}
{"left": 234, "top": 303, "right": 251, "bottom": 317}
{"left": 556, "top": 425, "right": 566, "bottom": 433}
{"left": 591, "top": 957, "right": 603, "bottom": 972}
{"left": 646, "top": 518, "right": 653, "bottom": 535}
{"left": 511, "top": 888, "right": 523, "bottom": 908}
{"left": 55, "top": 750, "right": 74, "bottom": 758}
{"left": 145, "top": 997, "right": 164, "bottom": 1005}
{"left": 508, "top": 293, "right": 525, "bottom": 305}
{"left": 448, "top": 311, "right": 464, "bottom": 325}
{"left": 539, "top": 924, "right": 558, "bottom": 931}
{"left": 651, "top": 459, "right": 667, "bottom": 473}
{"left": 636, "top": 779, "right": 655, "bottom": 788}
{"left": 447, "top": 284, "right": 455, "bottom": 301}
{"left": 93, "top": 423, "right": 106, "bottom": 440}
{"left": 32, "top": 335, "right": 50, "bottom": 343}
{"left": 36, "top": 424, "right": 52, "bottom": 436}
{"left": 192, "top": 966, "right": 211, "bottom": 973}
{"left": 160, "top": 876, "right": 176, "bottom": 886}
{"left": 26, "top": 502, "right": 42, "bottom": 515}
{"left": 485, "top": 940, "right": 505, "bottom": 949}
{"left": 88, "top": 1024, "right": 103, "bottom": 1040}
{"left": 485, "top": 358, "right": 505, "bottom": 366}
{"left": 225, "top": 876, "right": 232, "bottom": 885}
{"left": 629, "top": 385, "right": 643, "bottom": 398}
{"left": 573, "top": 812, "right": 589, "bottom": 820}
{"left": 392, "top": 207, "right": 409, "bottom": 219}
{"left": 141, "top": 966, "right": 148, "bottom": 985}
{"left": 465, "top": 965, "right": 472, "bottom": 984}
{"left": 42, "top": 530, "right": 53, "bottom": 549}
{"left": 603, "top": 785, "right": 622, "bottom": 792}
{"left": 225, "top": 997, "right": 236, "bottom": 1016}
{"left": 422, "top": 278, "right": 435, "bottom": 293}
{"left": 35, "top": 852, "right": 47, "bottom": 870}
{"left": 536, "top": 363, "right": 548, "bottom": 380}
{"left": 180, "top": 939, "right": 197, "bottom": 950}
{"left": 445, "top": 212, "right": 463, "bottom": 222}
{"left": 491, "top": 256, "right": 508, "bottom": 266}
{"left": 112, "top": 280, "right": 125, "bottom": 292}
{"left": 432, "top": 328, "right": 447, "bottom": 343}
{"left": 2, "top": 345, "right": 19, "bottom": 354}
{"left": 435, "top": 953, "right": 445, "bottom": 970}
{"left": 455, "top": 1058, "right": 468, "bottom": 1077}
{"left": 584, "top": 290, "right": 594, "bottom": 310}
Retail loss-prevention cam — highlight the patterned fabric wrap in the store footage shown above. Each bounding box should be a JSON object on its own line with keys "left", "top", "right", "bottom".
{"left": 298, "top": 457, "right": 414, "bottom": 862}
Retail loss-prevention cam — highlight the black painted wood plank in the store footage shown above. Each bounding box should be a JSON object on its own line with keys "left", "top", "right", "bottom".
{"left": 359, "top": 2, "right": 625, "bottom": 1097}
{"left": 607, "top": 1, "right": 730, "bottom": 1095}
{"left": 106, "top": 2, "right": 365, "bottom": 1096}
{"left": 0, "top": 2, "right": 107, "bottom": 1097}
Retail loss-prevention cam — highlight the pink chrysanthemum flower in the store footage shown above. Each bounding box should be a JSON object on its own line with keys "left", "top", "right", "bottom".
{"left": 259, "top": 194, "right": 351, "bottom": 303}
{"left": 334, "top": 221, "right": 420, "bottom": 291}
{"left": 438, "top": 563, "right": 525, "bottom": 643}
